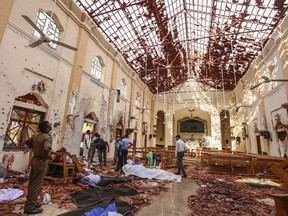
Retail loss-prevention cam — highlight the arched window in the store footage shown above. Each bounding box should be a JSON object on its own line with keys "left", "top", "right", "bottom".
{"left": 91, "top": 56, "right": 102, "bottom": 80}
{"left": 34, "top": 11, "right": 60, "bottom": 49}
{"left": 4, "top": 92, "right": 47, "bottom": 150}
{"left": 120, "top": 79, "right": 126, "bottom": 96}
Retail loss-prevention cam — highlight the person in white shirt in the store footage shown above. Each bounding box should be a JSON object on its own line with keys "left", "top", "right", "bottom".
{"left": 80, "top": 169, "right": 131, "bottom": 187}
{"left": 83, "top": 130, "right": 91, "bottom": 160}
{"left": 175, "top": 135, "right": 187, "bottom": 177}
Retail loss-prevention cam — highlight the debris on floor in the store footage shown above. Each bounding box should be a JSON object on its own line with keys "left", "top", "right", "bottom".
{"left": 0, "top": 158, "right": 284, "bottom": 215}
{"left": 0, "top": 158, "right": 172, "bottom": 215}
{"left": 184, "top": 160, "right": 285, "bottom": 216}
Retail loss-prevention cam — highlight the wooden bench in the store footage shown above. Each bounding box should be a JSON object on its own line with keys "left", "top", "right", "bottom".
{"left": 45, "top": 152, "right": 75, "bottom": 182}
{"left": 206, "top": 152, "right": 253, "bottom": 175}
{"left": 270, "top": 194, "right": 288, "bottom": 216}
{"left": 129, "top": 147, "right": 176, "bottom": 169}
{"left": 270, "top": 158, "right": 288, "bottom": 215}
{"left": 244, "top": 153, "right": 285, "bottom": 174}
{"left": 153, "top": 149, "right": 176, "bottom": 169}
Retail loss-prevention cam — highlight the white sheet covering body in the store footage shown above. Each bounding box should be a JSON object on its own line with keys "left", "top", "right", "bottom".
{"left": 0, "top": 188, "right": 24, "bottom": 202}
{"left": 122, "top": 164, "right": 181, "bottom": 182}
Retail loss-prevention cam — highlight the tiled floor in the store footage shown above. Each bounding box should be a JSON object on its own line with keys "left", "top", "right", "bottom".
{"left": 135, "top": 178, "right": 199, "bottom": 216}
{"left": 22, "top": 178, "right": 198, "bottom": 215}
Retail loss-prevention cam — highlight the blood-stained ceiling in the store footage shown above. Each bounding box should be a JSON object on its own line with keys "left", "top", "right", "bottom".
{"left": 75, "top": 0, "right": 288, "bottom": 94}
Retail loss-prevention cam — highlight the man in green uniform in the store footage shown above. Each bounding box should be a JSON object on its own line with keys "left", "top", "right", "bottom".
{"left": 24, "top": 121, "right": 52, "bottom": 214}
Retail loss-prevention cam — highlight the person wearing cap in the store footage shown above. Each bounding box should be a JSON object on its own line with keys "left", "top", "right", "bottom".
{"left": 24, "top": 121, "right": 52, "bottom": 214}
{"left": 175, "top": 134, "right": 187, "bottom": 177}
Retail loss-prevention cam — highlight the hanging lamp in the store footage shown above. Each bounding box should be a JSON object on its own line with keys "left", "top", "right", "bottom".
{"left": 221, "top": 61, "right": 227, "bottom": 120}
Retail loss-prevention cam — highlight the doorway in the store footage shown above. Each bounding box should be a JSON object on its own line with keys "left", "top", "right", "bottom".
{"left": 80, "top": 112, "right": 98, "bottom": 156}
{"left": 256, "top": 135, "right": 261, "bottom": 154}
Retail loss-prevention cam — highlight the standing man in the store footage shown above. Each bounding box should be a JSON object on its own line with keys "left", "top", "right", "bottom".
{"left": 83, "top": 130, "right": 90, "bottom": 161}
{"left": 24, "top": 121, "right": 52, "bottom": 214}
{"left": 175, "top": 135, "right": 187, "bottom": 178}
{"left": 121, "top": 134, "right": 133, "bottom": 166}
{"left": 90, "top": 133, "right": 102, "bottom": 164}
{"left": 98, "top": 140, "right": 110, "bottom": 166}
{"left": 113, "top": 135, "right": 122, "bottom": 165}
{"left": 115, "top": 135, "right": 124, "bottom": 172}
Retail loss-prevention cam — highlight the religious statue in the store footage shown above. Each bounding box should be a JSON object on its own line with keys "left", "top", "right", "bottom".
{"left": 274, "top": 113, "right": 288, "bottom": 157}
{"left": 253, "top": 122, "right": 260, "bottom": 134}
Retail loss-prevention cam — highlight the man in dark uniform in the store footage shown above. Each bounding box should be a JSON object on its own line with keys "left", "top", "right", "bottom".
{"left": 98, "top": 140, "right": 110, "bottom": 166}
{"left": 24, "top": 121, "right": 52, "bottom": 214}
{"left": 90, "top": 133, "right": 102, "bottom": 164}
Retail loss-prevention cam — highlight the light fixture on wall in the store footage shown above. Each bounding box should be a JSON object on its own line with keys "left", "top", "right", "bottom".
{"left": 250, "top": 76, "right": 288, "bottom": 90}
{"left": 135, "top": 105, "right": 153, "bottom": 114}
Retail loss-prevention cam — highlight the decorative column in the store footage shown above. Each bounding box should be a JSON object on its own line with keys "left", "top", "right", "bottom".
{"left": 164, "top": 112, "right": 173, "bottom": 148}
{"left": 0, "top": 0, "right": 15, "bottom": 45}
{"left": 60, "top": 11, "right": 90, "bottom": 154}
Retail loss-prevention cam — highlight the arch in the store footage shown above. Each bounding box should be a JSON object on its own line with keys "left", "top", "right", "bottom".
{"left": 96, "top": 55, "right": 105, "bottom": 67}
{"left": 91, "top": 56, "right": 103, "bottom": 80}
{"left": 116, "top": 113, "right": 124, "bottom": 128}
{"left": 84, "top": 111, "right": 98, "bottom": 123}
{"left": 16, "top": 91, "right": 49, "bottom": 108}
{"left": 5, "top": 92, "right": 48, "bottom": 149}
{"left": 39, "top": 9, "right": 64, "bottom": 32}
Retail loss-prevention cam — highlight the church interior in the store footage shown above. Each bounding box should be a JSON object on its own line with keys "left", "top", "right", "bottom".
{"left": 0, "top": 0, "right": 288, "bottom": 215}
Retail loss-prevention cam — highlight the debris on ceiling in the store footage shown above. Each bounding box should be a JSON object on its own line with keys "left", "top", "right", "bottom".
{"left": 76, "top": 0, "right": 288, "bottom": 94}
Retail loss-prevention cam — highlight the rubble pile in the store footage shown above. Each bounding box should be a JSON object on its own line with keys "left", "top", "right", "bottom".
{"left": 0, "top": 162, "right": 172, "bottom": 215}
{"left": 0, "top": 170, "right": 89, "bottom": 214}
{"left": 1, "top": 158, "right": 285, "bottom": 215}
{"left": 122, "top": 179, "right": 169, "bottom": 210}
{"left": 89, "top": 160, "right": 171, "bottom": 211}
{"left": 185, "top": 161, "right": 285, "bottom": 216}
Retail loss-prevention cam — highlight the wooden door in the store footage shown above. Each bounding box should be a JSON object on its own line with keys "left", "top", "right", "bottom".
{"left": 256, "top": 135, "right": 261, "bottom": 154}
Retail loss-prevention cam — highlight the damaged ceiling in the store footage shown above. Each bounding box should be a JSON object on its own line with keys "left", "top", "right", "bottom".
{"left": 75, "top": 0, "right": 288, "bottom": 94}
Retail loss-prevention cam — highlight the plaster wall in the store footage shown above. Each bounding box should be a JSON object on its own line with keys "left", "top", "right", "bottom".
{"left": 0, "top": 26, "right": 73, "bottom": 143}
{"left": 0, "top": 0, "right": 78, "bottom": 169}
{"left": 233, "top": 13, "right": 288, "bottom": 156}
{"left": 2, "top": 151, "right": 30, "bottom": 172}
{"left": 263, "top": 86, "right": 288, "bottom": 156}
